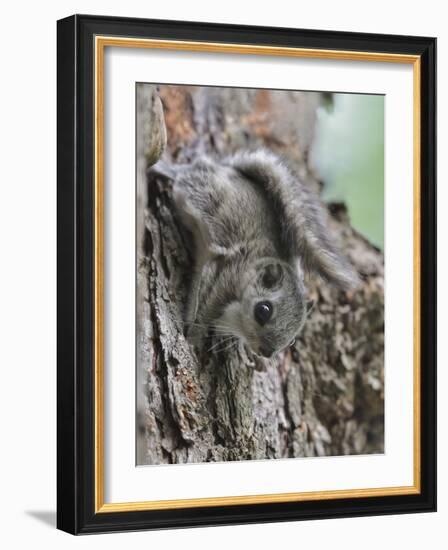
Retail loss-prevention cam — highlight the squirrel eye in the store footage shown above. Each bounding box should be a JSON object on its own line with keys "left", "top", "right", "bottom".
{"left": 254, "top": 301, "right": 273, "bottom": 326}
{"left": 289, "top": 338, "right": 296, "bottom": 348}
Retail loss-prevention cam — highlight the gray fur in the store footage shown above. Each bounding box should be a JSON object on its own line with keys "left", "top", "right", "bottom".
{"left": 228, "top": 150, "right": 360, "bottom": 290}
{"left": 158, "top": 150, "right": 359, "bottom": 357}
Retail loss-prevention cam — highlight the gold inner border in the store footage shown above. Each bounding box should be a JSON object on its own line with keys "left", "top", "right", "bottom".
{"left": 94, "top": 36, "right": 422, "bottom": 513}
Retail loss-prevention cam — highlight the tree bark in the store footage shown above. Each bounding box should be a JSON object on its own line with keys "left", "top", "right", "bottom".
{"left": 136, "top": 84, "right": 384, "bottom": 465}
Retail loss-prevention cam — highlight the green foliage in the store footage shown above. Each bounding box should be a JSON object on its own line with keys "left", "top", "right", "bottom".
{"left": 311, "top": 94, "right": 384, "bottom": 250}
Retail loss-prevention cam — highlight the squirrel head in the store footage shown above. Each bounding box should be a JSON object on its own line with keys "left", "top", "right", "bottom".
{"left": 219, "top": 258, "right": 310, "bottom": 358}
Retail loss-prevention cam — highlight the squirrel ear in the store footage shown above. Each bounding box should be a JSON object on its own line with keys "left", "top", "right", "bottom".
{"left": 259, "top": 262, "right": 284, "bottom": 289}
{"left": 149, "top": 160, "right": 178, "bottom": 180}
{"left": 228, "top": 150, "right": 360, "bottom": 291}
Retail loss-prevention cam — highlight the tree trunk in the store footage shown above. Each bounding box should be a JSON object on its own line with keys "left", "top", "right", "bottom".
{"left": 136, "top": 83, "right": 384, "bottom": 465}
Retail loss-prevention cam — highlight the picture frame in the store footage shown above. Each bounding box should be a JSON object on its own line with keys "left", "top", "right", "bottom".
{"left": 57, "top": 14, "right": 436, "bottom": 534}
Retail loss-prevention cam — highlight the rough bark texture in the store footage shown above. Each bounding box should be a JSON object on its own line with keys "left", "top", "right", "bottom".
{"left": 136, "top": 84, "right": 384, "bottom": 465}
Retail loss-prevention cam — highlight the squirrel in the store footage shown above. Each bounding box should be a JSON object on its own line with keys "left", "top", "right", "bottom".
{"left": 152, "top": 150, "right": 359, "bottom": 358}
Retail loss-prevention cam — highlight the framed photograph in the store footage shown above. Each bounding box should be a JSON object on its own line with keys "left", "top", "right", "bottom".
{"left": 57, "top": 14, "right": 436, "bottom": 534}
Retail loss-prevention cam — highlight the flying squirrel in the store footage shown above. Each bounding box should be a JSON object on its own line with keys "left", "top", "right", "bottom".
{"left": 152, "top": 150, "right": 359, "bottom": 358}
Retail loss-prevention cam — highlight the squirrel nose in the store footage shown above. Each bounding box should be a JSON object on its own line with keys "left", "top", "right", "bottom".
{"left": 259, "top": 345, "right": 274, "bottom": 358}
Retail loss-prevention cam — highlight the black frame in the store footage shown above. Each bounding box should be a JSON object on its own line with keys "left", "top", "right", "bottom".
{"left": 57, "top": 14, "right": 436, "bottom": 534}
